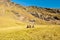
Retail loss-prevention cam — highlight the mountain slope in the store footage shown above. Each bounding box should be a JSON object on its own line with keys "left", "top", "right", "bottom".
{"left": 26, "top": 6, "right": 60, "bottom": 24}
{"left": 0, "top": 0, "right": 60, "bottom": 27}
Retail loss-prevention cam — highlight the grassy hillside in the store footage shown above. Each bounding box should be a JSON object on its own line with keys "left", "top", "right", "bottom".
{"left": 0, "top": 1, "right": 51, "bottom": 27}
{"left": 0, "top": 1, "right": 60, "bottom": 27}
{"left": 0, "top": 0, "right": 60, "bottom": 40}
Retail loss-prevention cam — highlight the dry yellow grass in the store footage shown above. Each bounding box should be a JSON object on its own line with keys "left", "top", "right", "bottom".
{"left": 0, "top": 25, "right": 60, "bottom": 40}
{"left": 0, "top": 1, "right": 60, "bottom": 40}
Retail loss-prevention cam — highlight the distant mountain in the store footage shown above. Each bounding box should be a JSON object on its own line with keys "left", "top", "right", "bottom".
{"left": 0, "top": 0, "right": 60, "bottom": 27}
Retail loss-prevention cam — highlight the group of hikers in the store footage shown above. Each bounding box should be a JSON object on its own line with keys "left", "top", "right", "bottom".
{"left": 27, "top": 19, "right": 35, "bottom": 28}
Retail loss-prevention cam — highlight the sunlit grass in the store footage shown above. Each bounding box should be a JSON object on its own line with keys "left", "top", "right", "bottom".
{"left": 0, "top": 25, "right": 60, "bottom": 40}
